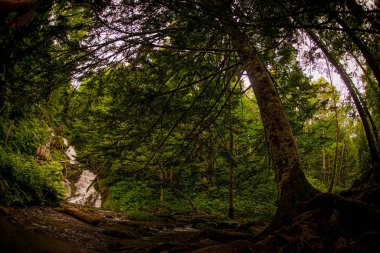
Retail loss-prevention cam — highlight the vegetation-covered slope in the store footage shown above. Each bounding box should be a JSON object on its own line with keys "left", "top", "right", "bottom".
{"left": 0, "top": 0, "right": 379, "bottom": 252}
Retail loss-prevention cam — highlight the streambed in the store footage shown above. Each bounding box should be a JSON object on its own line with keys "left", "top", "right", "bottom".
{"left": 0, "top": 205, "right": 262, "bottom": 252}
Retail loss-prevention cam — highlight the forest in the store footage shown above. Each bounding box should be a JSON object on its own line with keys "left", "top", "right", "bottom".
{"left": 0, "top": 0, "right": 379, "bottom": 252}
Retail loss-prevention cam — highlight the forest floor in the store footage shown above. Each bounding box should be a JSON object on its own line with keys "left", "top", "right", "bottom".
{"left": 1, "top": 184, "right": 380, "bottom": 253}
{"left": 0, "top": 204, "right": 266, "bottom": 253}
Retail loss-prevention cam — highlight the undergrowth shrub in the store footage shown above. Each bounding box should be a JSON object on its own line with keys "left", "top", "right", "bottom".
{"left": 0, "top": 146, "right": 65, "bottom": 206}
{"left": 104, "top": 180, "right": 158, "bottom": 213}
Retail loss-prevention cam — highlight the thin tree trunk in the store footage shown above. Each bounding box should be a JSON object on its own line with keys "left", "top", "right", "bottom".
{"left": 328, "top": 95, "right": 340, "bottom": 193}
{"left": 326, "top": 59, "right": 340, "bottom": 193}
{"left": 171, "top": 185, "right": 197, "bottom": 211}
{"left": 341, "top": 148, "right": 347, "bottom": 187}
{"left": 208, "top": 134, "right": 216, "bottom": 187}
{"left": 4, "top": 119, "right": 15, "bottom": 146}
{"left": 338, "top": 144, "right": 345, "bottom": 186}
{"left": 327, "top": 153, "right": 331, "bottom": 184}
{"left": 169, "top": 168, "right": 173, "bottom": 184}
{"left": 225, "top": 75, "right": 235, "bottom": 220}
{"left": 307, "top": 30, "right": 380, "bottom": 164}
{"left": 350, "top": 52, "right": 380, "bottom": 145}
{"left": 322, "top": 149, "right": 326, "bottom": 184}
{"left": 228, "top": 129, "right": 235, "bottom": 219}
{"left": 159, "top": 168, "right": 164, "bottom": 202}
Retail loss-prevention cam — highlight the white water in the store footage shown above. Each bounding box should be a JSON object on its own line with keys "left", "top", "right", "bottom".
{"left": 67, "top": 170, "right": 102, "bottom": 208}
{"left": 64, "top": 143, "right": 77, "bottom": 164}
{"left": 63, "top": 142, "right": 102, "bottom": 208}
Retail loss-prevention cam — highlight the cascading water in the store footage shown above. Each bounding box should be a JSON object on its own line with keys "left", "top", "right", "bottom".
{"left": 63, "top": 139, "right": 102, "bottom": 208}
{"left": 64, "top": 139, "right": 77, "bottom": 165}
{"left": 62, "top": 138, "right": 72, "bottom": 198}
{"left": 67, "top": 170, "right": 102, "bottom": 208}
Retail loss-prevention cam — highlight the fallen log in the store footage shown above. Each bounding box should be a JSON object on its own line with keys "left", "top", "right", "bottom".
{"left": 54, "top": 204, "right": 103, "bottom": 225}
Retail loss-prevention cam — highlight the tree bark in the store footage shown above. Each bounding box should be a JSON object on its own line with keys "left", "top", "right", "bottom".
{"left": 322, "top": 149, "right": 326, "bottom": 184}
{"left": 350, "top": 53, "right": 380, "bottom": 145}
{"left": 159, "top": 168, "right": 164, "bottom": 202}
{"left": 328, "top": 97, "right": 339, "bottom": 193}
{"left": 338, "top": 144, "right": 345, "bottom": 186}
{"left": 222, "top": 18, "right": 318, "bottom": 227}
{"left": 228, "top": 129, "right": 235, "bottom": 219}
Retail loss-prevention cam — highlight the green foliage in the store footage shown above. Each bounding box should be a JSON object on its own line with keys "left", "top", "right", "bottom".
{"left": 0, "top": 146, "right": 65, "bottom": 206}
{"left": 0, "top": 98, "right": 68, "bottom": 207}
{"left": 104, "top": 180, "right": 158, "bottom": 213}
{"left": 51, "top": 149, "right": 67, "bottom": 161}
{"left": 192, "top": 191, "right": 228, "bottom": 218}
{"left": 5, "top": 117, "right": 48, "bottom": 155}
{"left": 127, "top": 210, "right": 155, "bottom": 221}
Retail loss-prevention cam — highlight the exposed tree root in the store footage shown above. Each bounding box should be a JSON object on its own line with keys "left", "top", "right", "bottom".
{"left": 244, "top": 191, "right": 380, "bottom": 253}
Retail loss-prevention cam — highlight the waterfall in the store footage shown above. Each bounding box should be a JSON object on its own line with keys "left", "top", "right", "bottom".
{"left": 63, "top": 139, "right": 102, "bottom": 208}
{"left": 67, "top": 170, "right": 102, "bottom": 208}
{"left": 64, "top": 142, "right": 77, "bottom": 164}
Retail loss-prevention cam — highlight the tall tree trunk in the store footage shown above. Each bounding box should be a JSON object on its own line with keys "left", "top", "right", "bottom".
{"left": 208, "top": 133, "right": 217, "bottom": 187}
{"left": 350, "top": 52, "right": 380, "bottom": 145}
{"left": 222, "top": 19, "right": 318, "bottom": 228}
{"left": 4, "top": 119, "right": 14, "bottom": 146}
{"left": 338, "top": 144, "right": 346, "bottom": 186}
{"left": 328, "top": 96, "right": 340, "bottom": 193}
{"left": 225, "top": 74, "right": 235, "bottom": 220}
{"left": 307, "top": 30, "right": 380, "bottom": 165}
{"left": 322, "top": 149, "right": 326, "bottom": 184}
{"left": 333, "top": 15, "right": 380, "bottom": 88}
{"left": 326, "top": 59, "right": 340, "bottom": 193}
{"left": 228, "top": 129, "right": 235, "bottom": 219}
{"left": 159, "top": 168, "right": 164, "bottom": 202}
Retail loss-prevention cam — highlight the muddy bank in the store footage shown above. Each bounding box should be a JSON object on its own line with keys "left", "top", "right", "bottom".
{"left": 0, "top": 205, "right": 262, "bottom": 253}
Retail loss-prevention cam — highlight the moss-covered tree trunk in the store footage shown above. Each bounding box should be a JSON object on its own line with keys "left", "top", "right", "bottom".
{"left": 222, "top": 19, "right": 318, "bottom": 228}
